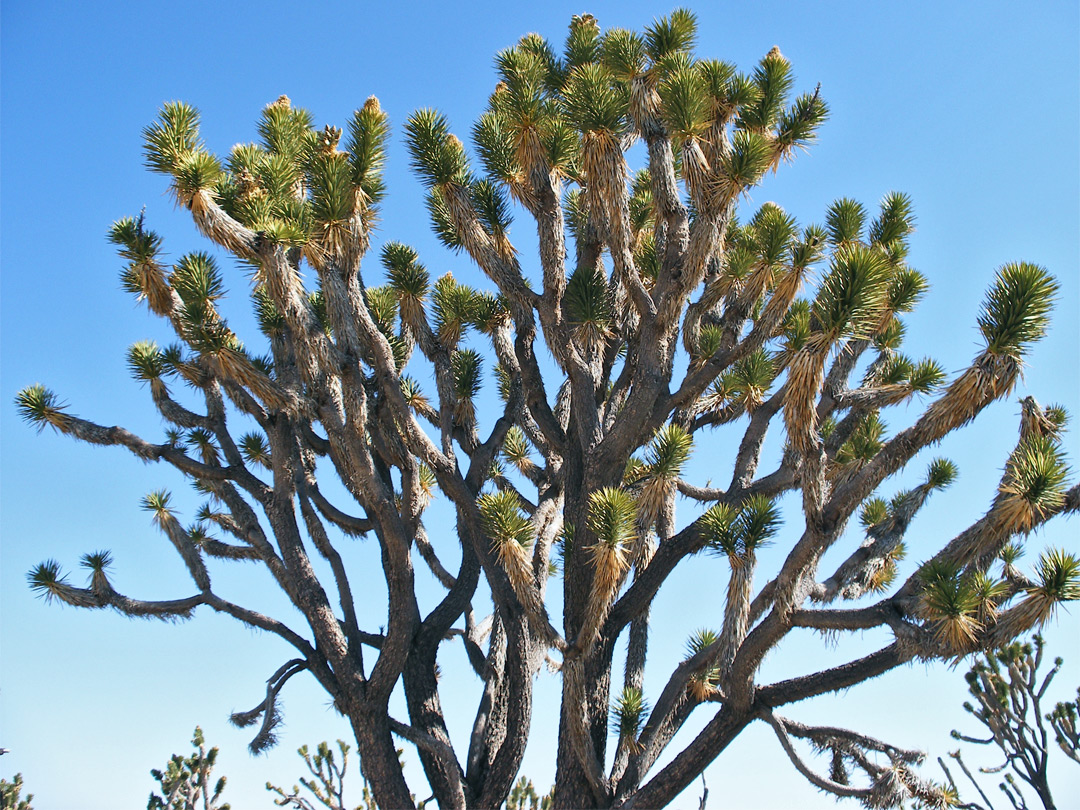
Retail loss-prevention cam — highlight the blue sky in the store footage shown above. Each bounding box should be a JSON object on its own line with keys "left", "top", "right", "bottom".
{"left": 2, "top": 1, "right": 1078, "bottom": 808}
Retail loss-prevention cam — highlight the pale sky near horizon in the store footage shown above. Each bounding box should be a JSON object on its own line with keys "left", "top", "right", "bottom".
{"left": 2, "top": 1, "right": 1078, "bottom": 808}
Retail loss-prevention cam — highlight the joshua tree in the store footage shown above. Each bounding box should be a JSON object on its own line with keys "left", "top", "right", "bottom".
{"left": 937, "top": 635, "right": 1079, "bottom": 810}
{"left": 0, "top": 774, "right": 32, "bottom": 810}
{"left": 268, "top": 740, "right": 380, "bottom": 810}
{"left": 17, "top": 10, "right": 1079, "bottom": 810}
{"left": 148, "top": 727, "right": 230, "bottom": 810}
{"left": 506, "top": 776, "right": 554, "bottom": 810}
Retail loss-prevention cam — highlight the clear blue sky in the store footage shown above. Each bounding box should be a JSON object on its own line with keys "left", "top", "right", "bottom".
{"left": 2, "top": 1, "right": 1078, "bottom": 808}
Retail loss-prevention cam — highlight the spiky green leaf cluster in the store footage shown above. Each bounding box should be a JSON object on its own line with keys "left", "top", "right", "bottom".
{"left": 502, "top": 426, "right": 534, "bottom": 469}
{"left": 780, "top": 299, "right": 812, "bottom": 352}
{"left": 404, "top": 109, "right": 470, "bottom": 188}
{"left": 886, "top": 267, "right": 927, "bottom": 313}
{"left": 141, "top": 490, "right": 174, "bottom": 524}
{"left": 186, "top": 428, "right": 219, "bottom": 465}
{"left": 1001, "top": 435, "right": 1070, "bottom": 515}
{"left": 587, "top": 487, "right": 638, "bottom": 549}
{"left": 565, "top": 265, "right": 613, "bottom": 341}
{"left": 859, "top": 497, "right": 890, "bottom": 529}
{"left": 477, "top": 490, "right": 534, "bottom": 550}
{"left": 644, "top": 424, "right": 693, "bottom": 481}
{"left": 718, "top": 130, "right": 773, "bottom": 194}
{"left": 918, "top": 559, "right": 986, "bottom": 650}
{"left": 27, "top": 559, "right": 67, "bottom": 603}
{"left": 565, "top": 13, "right": 603, "bottom": 69}
{"left": 739, "top": 46, "right": 793, "bottom": 133}
{"left": 908, "top": 359, "right": 947, "bottom": 394}
{"left": 835, "top": 413, "right": 886, "bottom": 468}
{"left": 15, "top": 384, "right": 71, "bottom": 433}
{"left": 80, "top": 549, "right": 114, "bottom": 574}
{"left": 825, "top": 198, "right": 866, "bottom": 247}
{"left": 110, "top": 214, "right": 166, "bottom": 299}
{"left": 564, "top": 62, "right": 630, "bottom": 135}
{"left": 774, "top": 88, "right": 828, "bottom": 159}
{"left": 658, "top": 61, "right": 709, "bottom": 139}
{"left": 364, "top": 286, "right": 399, "bottom": 336}
{"left": 143, "top": 102, "right": 204, "bottom": 175}
{"left": 701, "top": 495, "right": 779, "bottom": 558}
{"left": 240, "top": 432, "right": 271, "bottom": 469}
{"left": 253, "top": 288, "right": 285, "bottom": 338}
{"left": 978, "top": 262, "right": 1058, "bottom": 358}
{"left": 870, "top": 191, "right": 916, "bottom": 248}
{"left": 432, "top": 274, "right": 479, "bottom": 346}
{"left": 382, "top": 242, "right": 430, "bottom": 300}
{"left": 346, "top": 96, "right": 390, "bottom": 208}
{"left": 812, "top": 244, "right": 892, "bottom": 339}
{"left": 1031, "top": 549, "right": 1080, "bottom": 605}
{"left": 729, "top": 350, "right": 774, "bottom": 409}
{"left": 611, "top": 686, "right": 650, "bottom": 741}
{"left": 750, "top": 203, "right": 798, "bottom": 268}
{"left": 451, "top": 349, "right": 484, "bottom": 401}
{"left": 925, "top": 458, "right": 958, "bottom": 490}
{"left": 125, "top": 341, "right": 165, "bottom": 385}
{"left": 171, "top": 252, "right": 226, "bottom": 306}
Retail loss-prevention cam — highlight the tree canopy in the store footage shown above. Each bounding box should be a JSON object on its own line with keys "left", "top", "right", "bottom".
{"left": 15, "top": 8, "right": 1079, "bottom": 810}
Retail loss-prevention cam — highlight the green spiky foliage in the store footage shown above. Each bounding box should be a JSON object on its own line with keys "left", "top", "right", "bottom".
{"left": 637, "top": 424, "right": 692, "bottom": 527}
{"left": 347, "top": 96, "right": 391, "bottom": 217}
{"left": 505, "top": 775, "right": 554, "bottom": 810}
{"left": 918, "top": 560, "right": 985, "bottom": 654}
{"left": 979, "top": 263, "right": 1059, "bottom": 360}
{"left": 784, "top": 242, "right": 893, "bottom": 452}
{"left": 859, "top": 497, "right": 890, "bottom": 529}
{"left": 17, "top": 12, "right": 1077, "bottom": 810}
{"left": 997, "top": 435, "right": 1071, "bottom": 534}
{"left": 922, "top": 264, "right": 1060, "bottom": 443}
{"left": 825, "top": 198, "right": 866, "bottom": 247}
{"left": 431, "top": 274, "right": 478, "bottom": 347}
{"left": 833, "top": 413, "right": 886, "bottom": 480}
{"left": 15, "top": 384, "right": 72, "bottom": 433}
{"left": 239, "top": 432, "right": 272, "bottom": 469}
{"left": 0, "top": 773, "right": 33, "bottom": 810}
{"left": 812, "top": 245, "right": 893, "bottom": 340}
{"left": 451, "top": 349, "right": 483, "bottom": 425}
{"left": 565, "top": 265, "right": 614, "bottom": 347}
{"left": 1001, "top": 549, "right": 1080, "bottom": 636}
{"left": 128, "top": 341, "right": 167, "bottom": 388}
{"left": 685, "top": 628, "right": 722, "bottom": 700}
{"left": 729, "top": 350, "right": 774, "bottom": 412}
{"left": 478, "top": 490, "right": 534, "bottom": 594}
{"left": 583, "top": 487, "right": 638, "bottom": 637}
{"left": 148, "top": 727, "right": 230, "bottom": 810}
{"left": 405, "top": 109, "right": 470, "bottom": 189}
{"left": 503, "top": 426, "right": 537, "bottom": 476}
{"left": 611, "top": 686, "right": 650, "bottom": 748}
{"left": 111, "top": 213, "right": 171, "bottom": 315}
{"left": 587, "top": 488, "right": 638, "bottom": 552}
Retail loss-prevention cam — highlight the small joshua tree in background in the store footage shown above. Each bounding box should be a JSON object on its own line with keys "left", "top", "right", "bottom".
{"left": 506, "top": 776, "right": 554, "bottom": 810}
{"left": 148, "top": 726, "right": 230, "bottom": 810}
{"left": 935, "top": 635, "right": 1080, "bottom": 810}
{"left": 0, "top": 774, "right": 32, "bottom": 810}
{"left": 268, "top": 740, "right": 433, "bottom": 810}
{"left": 268, "top": 740, "right": 364, "bottom": 810}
